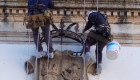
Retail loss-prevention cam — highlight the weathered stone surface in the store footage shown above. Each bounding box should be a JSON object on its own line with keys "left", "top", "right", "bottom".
{"left": 0, "top": 0, "right": 140, "bottom": 46}
{"left": 1, "top": 0, "right": 140, "bottom": 9}
{"left": 39, "top": 50, "right": 87, "bottom": 80}
{"left": 25, "top": 50, "right": 98, "bottom": 80}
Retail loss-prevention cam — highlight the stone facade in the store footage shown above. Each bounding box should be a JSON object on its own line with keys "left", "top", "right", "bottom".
{"left": 0, "top": 0, "right": 140, "bottom": 45}
{"left": 0, "top": 8, "right": 140, "bottom": 24}
{"left": 0, "top": 0, "right": 140, "bottom": 23}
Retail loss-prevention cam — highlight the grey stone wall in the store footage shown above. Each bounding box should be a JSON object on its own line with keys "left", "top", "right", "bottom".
{"left": 0, "top": 0, "right": 140, "bottom": 9}
{"left": 0, "top": 0, "right": 140, "bottom": 45}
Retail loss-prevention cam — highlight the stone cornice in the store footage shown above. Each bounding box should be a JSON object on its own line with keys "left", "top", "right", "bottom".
{"left": 0, "top": 0, "right": 140, "bottom": 9}
{"left": 0, "top": 0, "right": 140, "bottom": 24}
{"left": 0, "top": 8, "right": 140, "bottom": 24}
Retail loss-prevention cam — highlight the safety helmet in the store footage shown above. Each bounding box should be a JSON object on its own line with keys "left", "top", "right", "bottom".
{"left": 88, "top": 10, "right": 97, "bottom": 17}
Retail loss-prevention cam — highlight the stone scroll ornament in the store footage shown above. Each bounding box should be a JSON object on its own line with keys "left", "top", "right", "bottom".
{"left": 25, "top": 50, "right": 97, "bottom": 80}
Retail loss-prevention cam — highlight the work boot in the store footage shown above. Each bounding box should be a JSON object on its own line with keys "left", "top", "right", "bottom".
{"left": 95, "top": 63, "right": 102, "bottom": 75}
{"left": 37, "top": 51, "right": 54, "bottom": 59}
{"left": 48, "top": 52, "right": 54, "bottom": 59}
{"left": 37, "top": 51, "right": 47, "bottom": 58}
{"left": 73, "top": 53, "right": 81, "bottom": 56}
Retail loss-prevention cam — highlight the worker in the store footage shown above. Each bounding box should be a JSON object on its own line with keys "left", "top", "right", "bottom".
{"left": 83, "top": 10, "right": 112, "bottom": 75}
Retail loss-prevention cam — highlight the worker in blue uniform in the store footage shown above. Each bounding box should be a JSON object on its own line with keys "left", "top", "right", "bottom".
{"left": 83, "top": 10, "right": 112, "bottom": 75}
{"left": 28, "top": 0, "right": 54, "bottom": 58}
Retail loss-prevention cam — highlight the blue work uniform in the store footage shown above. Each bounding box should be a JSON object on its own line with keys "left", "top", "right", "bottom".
{"left": 28, "top": 0, "right": 54, "bottom": 15}
{"left": 84, "top": 11, "right": 111, "bottom": 64}
{"left": 28, "top": 0, "right": 54, "bottom": 9}
{"left": 84, "top": 12, "right": 111, "bottom": 37}
{"left": 27, "top": 0, "right": 54, "bottom": 53}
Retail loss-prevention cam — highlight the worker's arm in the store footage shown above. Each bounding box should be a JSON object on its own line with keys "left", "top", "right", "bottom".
{"left": 83, "top": 12, "right": 97, "bottom": 33}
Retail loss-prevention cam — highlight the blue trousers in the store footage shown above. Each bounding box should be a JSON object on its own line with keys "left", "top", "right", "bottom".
{"left": 85, "top": 32, "right": 106, "bottom": 64}
{"left": 31, "top": 25, "right": 53, "bottom": 53}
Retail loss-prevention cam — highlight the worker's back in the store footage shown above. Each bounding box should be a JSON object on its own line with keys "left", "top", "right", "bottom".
{"left": 28, "top": 0, "right": 54, "bottom": 15}
{"left": 88, "top": 12, "right": 109, "bottom": 28}
{"left": 28, "top": 0, "right": 54, "bottom": 9}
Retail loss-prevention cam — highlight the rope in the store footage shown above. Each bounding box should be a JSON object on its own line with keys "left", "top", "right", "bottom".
{"left": 83, "top": 46, "right": 86, "bottom": 80}
{"left": 61, "top": 36, "right": 63, "bottom": 52}
{"left": 83, "top": 0, "right": 86, "bottom": 79}
{"left": 96, "top": 0, "right": 99, "bottom": 11}
{"left": 33, "top": 25, "right": 51, "bottom": 80}
{"left": 83, "top": 24, "right": 86, "bottom": 79}
{"left": 96, "top": 42, "right": 100, "bottom": 80}
{"left": 34, "top": 27, "right": 40, "bottom": 80}
{"left": 96, "top": 0, "right": 100, "bottom": 79}
{"left": 46, "top": 25, "right": 51, "bottom": 80}
{"left": 96, "top": 42, "right": 98, "bottom": 69}
{"left": 25, "top": 23, "right": 31, "bottom": 80}
{"left": 25, "top": 1, "right": 30, "bottom": 80}
{"left": 84, "top": 0, "right": 86, "bottom": 16}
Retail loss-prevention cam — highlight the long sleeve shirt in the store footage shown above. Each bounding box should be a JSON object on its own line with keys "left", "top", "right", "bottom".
{"left": 28, "top": 0, "right": 54, "bottom": 9}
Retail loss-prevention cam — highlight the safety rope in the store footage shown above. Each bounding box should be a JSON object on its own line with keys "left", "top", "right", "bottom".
{"left": 25, "top": 1, "right": 30, "bottom": 80}
{"left": 21, "top": 0, "right": 30, "bottom": 80}
{"left": 25, "top": 1, "right": 30, "bottom": 78}
{"left": 46, "top": 25, "right": 51, "bottom": 80}
{"left": 31, "top": 0, "right": 51, "bottom": 79}
{"left": 83, "top": 0, "right": 86, "bottom": 79}
{"left": 61, "top": 33, "right": 63, "bottom": 52}
{"left": 26, "top": 28, "right": 31, "bottom": 80}
{"left": 96, "top": 0, "right": 100, "bottom": 79}
{"left": 34, "top": 27, "right": 40, "bottom": 80}
{"left": 96, "top": 42, "right": 100, "bottom": 80}
{"left": 33, "top": 24, "right": 51, "bottom": 80}
{"left": 83, "top": 0, "right": 86, "bottom": 20}
{"left": 82, "top": 0, "right": 100, "bottom": 79}
{"left": 97, "top": 0, "right": 99, "bottom": 11}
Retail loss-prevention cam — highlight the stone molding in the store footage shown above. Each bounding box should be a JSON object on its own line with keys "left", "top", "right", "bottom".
{"left": 0, "top": 8, "right": 140, "bottom": 24}
{"left": 1, "top": 0, "right": 140, "bottom": 9}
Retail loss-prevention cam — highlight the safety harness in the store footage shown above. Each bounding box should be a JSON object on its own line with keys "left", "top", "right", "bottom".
{"left": 24, "top": 0, "right": 53, "bottom": 28}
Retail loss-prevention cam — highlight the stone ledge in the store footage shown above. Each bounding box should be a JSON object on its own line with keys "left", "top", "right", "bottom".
{"left": 1, "top": 8, "right": 140, "bottom": 17}
{"left": 1, "top": 8, "right": 140, "bottom": 24}
{"left": 0, "top": 32, "right": 140, "bottom": 46}
{"left": 1, "top": 0, "right": 140, "bottom": 9}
